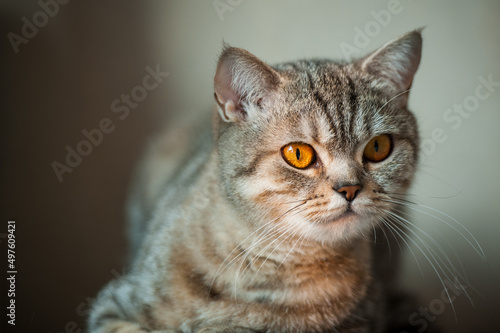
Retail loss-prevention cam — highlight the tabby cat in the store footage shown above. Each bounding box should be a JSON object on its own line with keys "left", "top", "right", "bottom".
{"left": 89, "top": 30, "right": 423, "bottom": 332}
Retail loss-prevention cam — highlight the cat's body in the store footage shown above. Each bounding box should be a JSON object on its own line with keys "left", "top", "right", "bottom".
{"left": 89, "top": 30, "right": 422, "bottom": 332}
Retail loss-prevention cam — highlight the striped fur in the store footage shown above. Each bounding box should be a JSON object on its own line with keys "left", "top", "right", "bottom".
{"left": 89, "top": 30, "right": 422, "bottom": 332}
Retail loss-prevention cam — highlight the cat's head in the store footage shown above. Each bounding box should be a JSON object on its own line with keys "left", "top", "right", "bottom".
{"left": 213, "top": 30, "right": 422, "bottom": 244}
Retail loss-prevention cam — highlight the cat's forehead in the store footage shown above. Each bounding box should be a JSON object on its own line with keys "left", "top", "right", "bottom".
{"left": 269, "top": 61, "right": 400, "bottom": 152}
{"left": 275, "top": 60, "right": 361, "bottom": 93}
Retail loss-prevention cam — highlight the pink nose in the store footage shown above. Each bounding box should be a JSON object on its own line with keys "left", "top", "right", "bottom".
{"left": 334, "top": 185, "right": 362, "bottom": 202}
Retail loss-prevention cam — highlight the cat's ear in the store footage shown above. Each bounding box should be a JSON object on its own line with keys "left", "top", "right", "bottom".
{"left": 358, "top": 29, "right": 422, "bottom": 101}
{"left": 214, "top": 45, "right": 281, "bottom": 123}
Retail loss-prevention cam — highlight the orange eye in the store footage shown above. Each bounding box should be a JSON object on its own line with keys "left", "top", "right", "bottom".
{"left": 363, "top": 135, "right": 392, "bottom": 162}
{"left": 281, "top": 143, "right": 315, "bottom": 169}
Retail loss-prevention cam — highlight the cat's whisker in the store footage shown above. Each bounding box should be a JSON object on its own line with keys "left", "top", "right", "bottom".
{"left": 250, "top": 224, "right": 299, "bottom": 280}
{"left": 390, "top": 206, "right": 469, "bottom": 280}
{"left": 233, "top": 222, "right": 293, "bottom": 291}
{"left": 391, "top": 220, "right": 461, "bottom": 291}
{"left": 237, "top": 209, "right": 305, "bottom": 274}
{"left": 209, "top": 200, "right": 309, "bottom": 297}
{"left": 385, "top": 208, "right": 484, "bottom": 312}
{"left": 385, "top": 209, "right": 477, "bottom": 305}
{"left": 241, "top": 208, "right": 307, "bottom": 282}
{"left": 297, "top": 219, "right": 315, "bottom": 256}
{"left": 235, "top": 222, "right": 291, "bottom": 288}
{"left": 208, "top": 219, "right": 277, "bottom": 297}
{"left": 376, "top": 218, "right": 392, "bottom": 257}
{"left": 291, "top": 214, "right": 323, "bottom": 263}
{"left": 281, "top": 197, "right": 314, "bottom": 205}
{"left": 253, "top": 208, "right": 310, "bottom": 276}
{"left": 388, "top": 224, "right": 475, "bottom": 316}
{"left": 385, "top": 196, "right": 418, "bottom": 205}
{"left": 416, "top": 165, "right": 462, "bottom": 191}
{"left": 379, "top": 215, "right": 424, "bottom": 278}
{"left": 371, "top": 224, "right": 377, "bottom": 247}
{"left": 231, "top": 201, "right": 312, "bottom": 297}
{"left": 380, "top": 218, "right": 402, "bottom": 257}
{"left": 241, "top": 203, "right": 317, "bottom": 284}
{"left": 381, "top": 210, "right": 458, "bottom": 318}
{"left": 231, "top": 225, "right": 286, "bottom": 301}
{"left": 385, "top": 209, "right": 463, "bottom": 282}
{"left": 375, "top": 89, "right": 412, "bottom": 115}
{"left": 382, "top": 198, "right": 485, "bottom": 260}
{"left": 276, "top": 218, "right": 319, "bottom": 271}
{"left": 389, "top": 191, "right": 464, "bottom": 200}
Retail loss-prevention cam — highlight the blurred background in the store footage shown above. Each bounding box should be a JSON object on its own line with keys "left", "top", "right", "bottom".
{"left": 1, "top": 0, "right": 499, "bottom": 332}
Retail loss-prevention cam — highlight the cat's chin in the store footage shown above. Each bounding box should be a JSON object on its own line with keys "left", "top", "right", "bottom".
{"left": 310, "top": 209, "right": 375, "bottom": 243}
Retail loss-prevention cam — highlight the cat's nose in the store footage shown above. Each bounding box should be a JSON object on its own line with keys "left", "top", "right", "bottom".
{"left": 334, "top": 184, "right": 362, "bottom": 202}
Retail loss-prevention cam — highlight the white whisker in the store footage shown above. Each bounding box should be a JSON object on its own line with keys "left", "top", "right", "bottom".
{"left": 385, "top": 210, "right": 477, "bottom": 305}
{"left": 209, "top": 200, "right": 308, "bottom": 299}
{"left": 383, "top": 198, "right": 485, "bottom": 260}
{"left": 379, "top": 216, "right": 424, "bottom": 278}
{"left": 375, "top": 89, "right": 412, "bottom": 114}
{"left": 244, "top": 207, "right": 308, "bottom": 281}
{"left": 382, "top": 210, "right": 458, "bottom": 318}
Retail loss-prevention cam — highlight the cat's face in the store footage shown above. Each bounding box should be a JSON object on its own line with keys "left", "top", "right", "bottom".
{"left": 214, "top": 31, "right": 421, "bottom": 243}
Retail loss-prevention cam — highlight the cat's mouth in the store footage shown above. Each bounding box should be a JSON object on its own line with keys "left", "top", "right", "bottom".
{"left": 326, "top": 206, "right": 357, "bottom": 223}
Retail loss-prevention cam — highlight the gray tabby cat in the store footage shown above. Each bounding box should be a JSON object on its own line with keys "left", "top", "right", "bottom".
{"left": 89, "top": 30, "right": 422, "bottom": 332}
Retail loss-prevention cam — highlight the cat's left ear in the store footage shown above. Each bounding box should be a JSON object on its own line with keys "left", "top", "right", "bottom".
{"left": 358, "top": 29, "right": 422, "bottom": 103}
{"left": 214, "top": 45, "right": 282, "bottom": 123}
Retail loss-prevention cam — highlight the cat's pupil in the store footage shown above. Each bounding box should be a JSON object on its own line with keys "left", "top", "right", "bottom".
{"left": 296, "top": 148, "right": 301, "bottom": 160}
{"left": 374, "top": 140, "right": 379, "bottom": 152}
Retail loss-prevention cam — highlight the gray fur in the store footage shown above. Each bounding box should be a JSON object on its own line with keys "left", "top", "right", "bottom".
{"left": 89, "top": 30, "right": 422, "bottom": 332}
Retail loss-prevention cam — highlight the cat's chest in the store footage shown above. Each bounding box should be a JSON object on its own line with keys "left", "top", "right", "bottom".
{"left": 200, "top": 266, "right": 373, "bottom": 333}
{"left": 229, "top": 241, "right": 371, "bottom": 307}
{"left": 231, "top": 257, "right": 373, "bottom": 332}
{"left": 241, "top": 252, "right": 371, "bottom": 305}
{"left": 159, "top": 237, "right": 374, "bottom": 332}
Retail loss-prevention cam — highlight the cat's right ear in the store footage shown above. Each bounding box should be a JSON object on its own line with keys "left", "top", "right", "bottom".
{"left": 214, "top": 45, "right": 282, "bottom": 123}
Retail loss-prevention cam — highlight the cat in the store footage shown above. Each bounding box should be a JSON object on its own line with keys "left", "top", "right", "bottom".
{"left": 89, "top": 30, "right": 423, "bottom": 333}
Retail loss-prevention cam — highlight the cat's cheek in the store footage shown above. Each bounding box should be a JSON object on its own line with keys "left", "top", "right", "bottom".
{"left": 353, "top": 195, "right": 391, "bottom": 221}
{"left": 363, "top": 141, "right": 416, "bottom": 191}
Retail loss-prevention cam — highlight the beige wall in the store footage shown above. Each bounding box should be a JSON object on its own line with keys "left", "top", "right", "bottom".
{"left": 1, "top": 0, "right": 498, "bottom": 332}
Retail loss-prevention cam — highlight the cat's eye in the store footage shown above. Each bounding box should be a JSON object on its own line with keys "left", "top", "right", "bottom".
{"left": 281, "top": 143, "right": 315, "bottom": 169}
{"left": 363, "top": 135, "right": 392, "bottom": 162}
